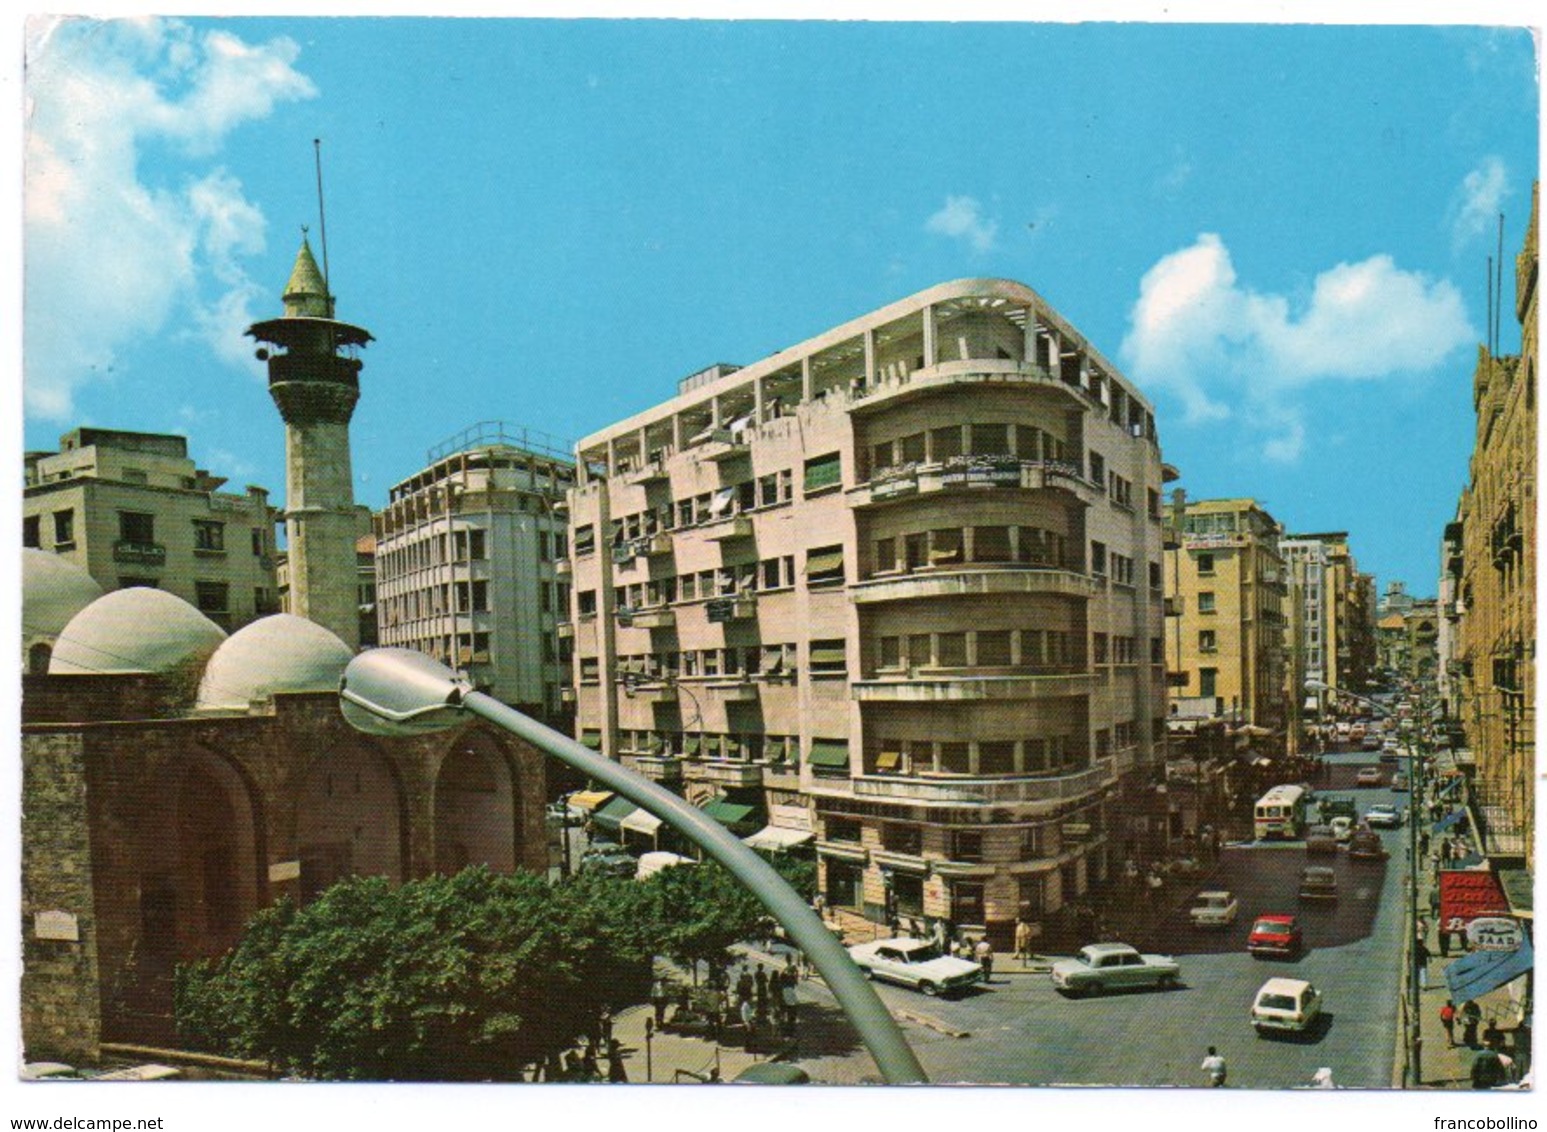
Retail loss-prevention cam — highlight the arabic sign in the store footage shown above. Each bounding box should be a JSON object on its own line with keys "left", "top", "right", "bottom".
{"left": 1466, "top": 916, "right": 1524, "bottom": 952}
{"left": 1438, "top": 869, "right": 1511, "bottom": 933}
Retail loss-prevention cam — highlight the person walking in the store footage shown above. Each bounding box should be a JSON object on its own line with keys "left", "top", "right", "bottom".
{"left": 1462, "top": 1000, "right": 1483, "bottom": 1049}
{"left": 1201, "top": 1046, "right": 1228, "bottom": 1087}
{"left": 1440, "top": 1000, "right": 1457, "bottom": 1047}
{"left": 1014, "top": 918, "right": 1033, "bottom": 965}
{"left": 650, "top": 977, "right": 669, "bottom": 1026}
{"left": 975, "top": 936, "right": 994, "bottom": 983}
{"left": 1414, "top": 937, "right": 1431, "bottom": 991}
{"left": 780, "top": 972, "right": 799, "bottom": 1039}
{"left": 606, "top": 1038, "right": 628, "bottom": 1083}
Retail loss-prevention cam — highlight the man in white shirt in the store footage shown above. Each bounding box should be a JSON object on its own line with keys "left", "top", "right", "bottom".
{"left": 1201, "top": 1046, "right": 1228, "bottom": 1087}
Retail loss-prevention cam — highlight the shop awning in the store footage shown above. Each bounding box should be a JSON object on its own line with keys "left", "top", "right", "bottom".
{"left": 699, "top": 796, "right": 758, "bottom": 827}
{"left": 744, "top": 825, "right": 815, "bottom": 851}
{"left": 808, "top": 739, "right": 850, "bottom": 769}
{"left": 1433, "top": 809, "right": 1467, "bottom": 833}
{"left": 593, "top": 795, "right": 638, "bottom": 833}
{"left": 569, "top": 790, "right": 614, "bottom": 814}
{"left": 621, "top": 808, "right": 663, "bottom": 837}
{"left": 1444, "top": 936, "right": 1534, "bottom": 1004}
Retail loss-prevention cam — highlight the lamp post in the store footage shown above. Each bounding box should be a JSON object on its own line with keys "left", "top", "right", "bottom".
{"left": 1307, "top": 677, "right": 1422, "bottom": 1086}
{"left": 339, "top": 647, "right": 927, "bottom": 1085}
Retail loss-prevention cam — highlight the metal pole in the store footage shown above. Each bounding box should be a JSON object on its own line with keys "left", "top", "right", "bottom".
{"left": 1410, "top": 688, "right": 1428, "bottom": 1085}
{"left": 458, "top": 689, "right": 927, "bottom": 1084}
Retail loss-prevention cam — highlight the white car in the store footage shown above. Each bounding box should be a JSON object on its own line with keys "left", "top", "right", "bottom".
{"left": 1329, "top": 816, "right": 1354, "bottom": 843}
{"left": 1365, "top": 803, "right": 1403, "bottom": 829}
{"left": 1252, "top": 977, "right": 1323, "bottom": 1035}
{"left": 1189, "top": 891, "right": 1239, "bottom": 928}
{"left": 846, "top": 937, "right": 983, "bottom": 997}
{"left": 1051, "top": 942, "right": 1181, "bottom": 996}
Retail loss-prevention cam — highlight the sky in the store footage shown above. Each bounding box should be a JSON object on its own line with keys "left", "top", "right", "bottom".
{"left": 5, "top": 5, "right": 1544, "bottom": 1127}
{"left": 18, "top": 14, "right": 1542, "bottom": 595}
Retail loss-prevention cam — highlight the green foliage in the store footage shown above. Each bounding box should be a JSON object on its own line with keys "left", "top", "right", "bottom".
{"left": 641, "top": 860, "right": 769, "bottom": 975}
{"left": 175, "top": 868, "right": 653, "bottom": 1081}
{"left": 767, "top": 853, "right": 817, "bottom": 903}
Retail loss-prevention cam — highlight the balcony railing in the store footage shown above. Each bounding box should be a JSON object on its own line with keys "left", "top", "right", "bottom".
{"left": 851, "top": 671, "right": 1095, "bottom": 702}
{"left": 850, "top": 566, "right": 1098, "bottom": 604}
{"left": 845, "top": 758, "right": 1116, "bottom": 806}
{"left": 848, "top": 456, "right": 1098, "bottom": 509}
{"left": 684, "top": 760, "right": 765, "bottom": 788}
{"left": 700, "top": 514, "right": 753, "bottom": 541}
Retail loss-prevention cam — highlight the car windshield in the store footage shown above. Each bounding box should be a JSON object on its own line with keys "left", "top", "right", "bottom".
{"left": 902, "top": 945, "right": 942, "bottom": 962}
{"left": 1259, "top": 993, "right": 1298, "bottom": 1011}
{"left": 1254, "top": 920, "right": 1289, "bottom": 934}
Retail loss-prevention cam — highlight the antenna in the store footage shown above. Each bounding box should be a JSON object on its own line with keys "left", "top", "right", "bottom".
{"left": 1495, "top": 212, "right": 1505, "bottom": 354}
{"left": 1486, "top": 255, "right": 1494, "bottom": 357}
{"left": 314, "top": 138, "right": 333, "bottom": 319}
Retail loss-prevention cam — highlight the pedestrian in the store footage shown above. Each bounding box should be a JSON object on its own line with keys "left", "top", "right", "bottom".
{"left": 737, "top": 968, "right": 754, "bottom": 1006}
{"left": 1201, "top": 1046, "right": 1228, "bottom": 1087}
{"left": 1014, "top": 918, "right": 1033, "bottom": 964}
{"left": 651, "top": 977, "right": 669, "bottom": 1026}
{"left": 975, "top": 936, "right": 994, "bottom": 983}
{"left": 1438, "top": 921, "right": 1452, "bottom": 958}
{"left": 1419, "top": 829, "right": 1430, "bottom": 858}
{"left": 1471, "top": 1047, "right": 1510, "bottom": 1089}
{"left": 754, "top": 964, "right": 769, "bottom": 1005}
{"left": 598, "top": 1005, "right": 614, "bottom": 1045}
{"left": 606, "top": 1038, "right": 628, "bottom": 1083}
{"left": 785, "top": 951, "right": 798, "bottom": 981}
{"left": 780, "top": 974, "right": 799, "bottom": 1038}
{"left": 1462, "top": 1000, "right": 1483, "bottom": 1048}
{"left": 956, "top": 936, "right": 974, "bottom": 961}
{"left": 739, "top": 994, "right": 757, "bottom": 1040}
{"left": 812, "top": 892, "right": 827, "bottom": 922}
{"left": 1484, "top": 1018, "right": 1506, "bottom": 1051}
{"left": 1440, "top": 1000, "right": 1457, "bottom": 1047}
{"left": 1414, "top": 937, "right": 1431, "bottom": 990}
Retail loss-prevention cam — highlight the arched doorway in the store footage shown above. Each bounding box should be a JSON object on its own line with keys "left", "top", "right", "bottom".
{"left": 295, "top": 745, "right": 404, "bottom": 901}
{"left": 433, "top": 732, "right": 517, "bottom": 875}
{"left": 173, "top": 753, "right": 260, "bottom": 958}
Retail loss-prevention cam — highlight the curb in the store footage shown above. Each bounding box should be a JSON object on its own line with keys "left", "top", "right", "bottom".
{"left": 894, "top": 1009, "right": 970, "bottom": 1039}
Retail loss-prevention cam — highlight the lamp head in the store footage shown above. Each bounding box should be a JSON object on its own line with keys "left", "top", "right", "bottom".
{"left": 1305, "top": 679, "right": 1329, "bottom": 693}
{"left": 339, "top": 648, "right": 473, "bottom": 736}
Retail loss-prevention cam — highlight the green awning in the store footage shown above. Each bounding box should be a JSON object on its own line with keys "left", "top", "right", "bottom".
{"left": 805, "top": 549, "right": 844, "bottom": 576}
{"left": 699, "top": 796, "right": 758, "bottom": 827}
{"left": 804, "top": 455, "right": 842, "bottom": 491}
{"left": 810, "top": 643, "right": 847, "bottom": 666}
{"left": 683, "top": 735, "right": 701, "bottom": 756}
{"left": 581, "top": 729, "right": 602, "bottom": 750}
{"left": 764, "top": 737, "right": 787, "bottom": 764}
{"left": 592, "top": 795, "right": 637, "bottom": 833}
{"left": 808, "top": 739, "right": 850, "bottom": 769}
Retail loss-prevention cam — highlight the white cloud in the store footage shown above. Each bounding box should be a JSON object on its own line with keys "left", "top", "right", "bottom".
{"left": 1451, "top": 157, "right": 1509, "bottom": 250}
{"left": 23, "top": 16, "right": 316, "bottom": 420}
{"left": 926, "top": 195, "right": 998, "bottom": 254}
{"left": 1121, "top": 233, "right": 1473, "bottom": 461}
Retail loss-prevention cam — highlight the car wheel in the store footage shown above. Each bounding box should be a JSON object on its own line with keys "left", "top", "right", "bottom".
{"left": 919, "top": 981, "right": 939, "bottom": 997}
{"left": 861, "top": 966, "right": 875, "bottom": 980}
{"left": 1158, "top": 974, "right": 1178, "bottom": 990}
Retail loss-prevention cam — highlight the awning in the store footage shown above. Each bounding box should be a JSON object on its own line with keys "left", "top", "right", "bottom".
{"left": 700, "top": 796, "right": 758, "bottom": 825}
{"left": 1444, "top": 936, "right": 1534, "bottom": 1003}
{"left": 1438, "top": 775, "right": 1464, "bottom": 798}
{"left": 683, "top": 735, "right": 702, "bottom": 757}
{"left": 593, "top": 795, "right": 638, "bottom": 833}
{"left": 764, "top": 737, "right": 787, "bottom": 764}
{"left": 875, "top": 749, "right": 902, "bottom": 771}
{"left": 710, "top": 487, "right": 736, "bottom": 516}
{"left": 805, "top": 549, "right": 845, "bottom": 576}
{"left": 744, "top": 825, "right": 815, "bottom": 851}
{"left": 808, "top": 739, "right": 850, "bottom": 769}
{"left": 810, "top": 643, "right": 847, "bottom": 667}
{"left": 1498, "top": 868, "right": 1534, "bottom": 919}
{"left": 1439, "top": 869, "right": 1511, "bottom": 931}
{"left": 621, "top": 808, "right": 663, "bottom": 837}
{"left": 569, "top": 790, "right": 614, "bottom": 814}
{"left": 580, "top": 730, "right": 603, "bottom": 750}
{"left": 1433, "top": 810, "right": 1467, "bottom": 833}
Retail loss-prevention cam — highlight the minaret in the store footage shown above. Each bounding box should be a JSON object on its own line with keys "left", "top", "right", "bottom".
{"left": 247, "top": 236, "right": 372, "bottom": 649}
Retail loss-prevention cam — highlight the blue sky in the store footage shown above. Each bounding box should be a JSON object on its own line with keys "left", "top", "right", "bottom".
{"left": 19, "top": 14, "right": 1541, "bottom": 594}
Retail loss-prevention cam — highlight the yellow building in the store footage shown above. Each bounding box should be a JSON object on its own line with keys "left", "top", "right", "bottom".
{"left": 1456, "top": 183, "right": 1535, "bottom": 877}
{"left": 1164, "top": 498, "right": 1288, "bottom": 732}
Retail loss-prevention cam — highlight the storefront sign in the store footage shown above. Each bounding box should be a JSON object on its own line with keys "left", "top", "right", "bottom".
{"left": 1466, "top": 916, "right": 1525, "bottom": 952}
{"left": 34, "top": 910, "right": 79, "bottom": 942}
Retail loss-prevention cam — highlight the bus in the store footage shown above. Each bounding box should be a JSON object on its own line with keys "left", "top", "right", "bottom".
{"left": 1254, "top": 784, "right": 1309, "bottom": 841}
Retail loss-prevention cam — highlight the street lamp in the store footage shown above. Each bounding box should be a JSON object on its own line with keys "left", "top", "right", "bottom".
{"left": 339, "top": 647, "right": 927, "bottom": 1085}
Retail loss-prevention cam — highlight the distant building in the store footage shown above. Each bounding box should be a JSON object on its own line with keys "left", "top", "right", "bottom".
{"left": 1279, "top": 531, "right": 1377, "bottom": 714}
{"left": 22, "top": 428, "right": 279, "bottom": 648}
{"left": 1163, "top": 498, "right": 1288, "bottom": 732}
{"left": 567, "top": 278, "right": 1169, "bottom": 949}
{"left": 374, "top": 423, "right": 575, "bottom": 724}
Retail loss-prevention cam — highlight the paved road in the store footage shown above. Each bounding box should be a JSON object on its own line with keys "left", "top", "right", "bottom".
{"left": 788, "top": 751, "right": 1414, "bottom": 1088}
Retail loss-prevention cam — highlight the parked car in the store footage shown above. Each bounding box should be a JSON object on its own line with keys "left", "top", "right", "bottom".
{"left": 1304, "top": 825, "right": 1339, "bottom": 855}
{"left": 1318, "top": 795, "right": 1357, "bottom": 825}
{"left": 1050, "top": 942, "right": 1181, "bottom": 997}
{"left": 1329, "top": 816, "right": 1355, "bottom": 842}
{"left": 1348, "top": 828, "right": 1388, "bottom": 860}
{"left": 1247, "top": 914, "right": 1303, "bottom": 958}
{"left": 1360, "top": 734, "right": 1382, "bottom": 751}
{"left": 1298, "top": 865, "right": 1339, "bottom": 901}
{"left": 1252, "top": 977, "right": 1323, "bottom": 1035}
{"left": 1189, "top": 890, "right": 1239, "bottom": 928}
{"left": 1355, "top": 766, "right": 1384, "bottom": 787}
{"left": 847, "top": 937, "right": 982, "bottom": 997}
{"left": 1390, "top": 773, "right": 1409, "bottom": 792}
{"left": 1365, "top": 803, "right": 1404, "bottom": 829}
{"left": 1380, "top": 738, "right": 1403, "bottom": 761}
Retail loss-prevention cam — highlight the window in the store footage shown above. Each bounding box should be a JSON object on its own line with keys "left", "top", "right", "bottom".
{"left": 578, "top": 590, "right": 597, "bottom": 617}
{"left": 898, "top": 432, "right": 926, "bottom": 463}
{"left": 23, "top": 515, "right": 40, "bottom": 548}
{"left": 970, "top": 423, "right": 1010, "bottom": 455}
{"left": 118, "top": 511, "right": 155, "bottom": 544}
{"left": 936, "top": 632, "right": 968, "bottom": 667}
{"left": 194, "top": 581, "right": 229, "bottom": 615}
{"left": 882, "top": 823, "right": 923, "bottom": 855}
{"left": 469, "top": 529, "right": 487, "bottom": 560}
{"left": 976, "top": 630, "right": 1013, "bottom": 666}
{"left": 972, "top": 526, "right": 1012, "bottom": 563}
{"left": 930, "top": 528, "right": 964, "bottom": 566}
{"left": 826, "top": 816, "right": 861, "bottom": 843}
{"left": 877, "top": 636, "right": 903, "bottom": 669}
{"left": 471, "top": 580, "right": 489, "bottom": 612}
{"left": 1093, "top": 633, "right": 1108, "bottom": 664}
{"left": 950, "top": 830, "right": 984, "bottom": 862}
{"left": 574, "top": 525, "right": 596, "bottom": 555}
{"left": 930, "top": 426, "right": 963, "bottom": 460}
{"left": 978, "top": 742, "right": 1015, "bottom": 775}
{"left": 809, "top": 639, "right": 847, "bottom": 675}
{"left": 805, "top": 545, "right": 845, "bottom": 586}
{"left": 1199, "top": 629, "right": 1217, "bottom": 653}
{"left": 119, "top": 577, "right": 157, "bottom": 589}
{"left": 193, "top": 519, "right": 225, "bottom": 552}
{"left": 251, "top": 528, "right": 267, "bottom": 556}
{"left": 1090, "top": 541, "right": 1107, "bottom": 576}
{"left": 803, "top": 452, "right": 842, "bottom": 493}
{"left": 1197, "top": 552, "right": 1215, "bottom": 575}
{"left": 874, "top": 537, "right": 897, "bottom": 573}
{"left": 1199, "top": 667, "right": 1218, "bottom": 697}
{"left": 580, "top": 658, "right": 599, "bottom": 684}
{"left": 53, "top": 510, "right": 75, "bottom": 547}
{"left": 1149, "top": 561, "right": 1163, "bottom": 589}
{"left": 1088, "top": 450, "right": 1105, "bottom": 484}
{"left": 1198, "top": 591, "right": 1216, "bottom": 613}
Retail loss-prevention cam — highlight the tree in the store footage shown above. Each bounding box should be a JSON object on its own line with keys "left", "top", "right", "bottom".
{"left": 176, "top": 868, "right": 655, "bottom": 1081}
{"left": 642, "top": 860, "right": 770, "bottom": 980}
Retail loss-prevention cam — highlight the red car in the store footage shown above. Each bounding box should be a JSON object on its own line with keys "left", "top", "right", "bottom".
{"left": 1248, "top": 914, "right": 1303, "bottom": 958}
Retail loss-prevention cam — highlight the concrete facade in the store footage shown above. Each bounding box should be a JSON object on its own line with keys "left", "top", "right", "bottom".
{"left": 23, "top": 429, "right": 279, "bottom": 646}
{"left": 1280, "top": 532, "right": 1377, "bottom": 714}
{"left": 375, "top": 424, "right": 576, "bottom": 724}
{"left": 566, "top": 278, "right": 1169, "bottom": 948}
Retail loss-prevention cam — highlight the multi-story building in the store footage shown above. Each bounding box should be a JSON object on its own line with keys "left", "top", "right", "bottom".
{"left": 1437, "top": 513, "right": 1466, "bottom": 721}
{"left": 1280, "top": 531, "right": 1376, "bottom": 714}
{"left": 567, "top": 278, "right": 1170, "bottom": 948}
{"left": 1454, "top": 182, "right": 1535, "bottom": 876}
{"left": 1164, "top": 498, "right": 1288, "bottom": 731}
{"left": 375, "top": 422, "right": 575, "bottom": 724}
{"left": 22, "top": 428, "right": 279, "bottom": 646}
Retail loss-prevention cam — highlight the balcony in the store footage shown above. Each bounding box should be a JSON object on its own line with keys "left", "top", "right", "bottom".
{"left": 852, "top": 671, "right": 1095, "bottom": 702}
{"left": 700, "top": 514, "right": 753, "bottom": 541}
{"left": 705, "top": 596, "right": 757, "bottom": 623}
{"left": 843, "top": 759, "right": 1116, "bottom": 807}
{"left": 850, "top": 566, "right": 1098, "bottom": 605}
{"left": 559, "top": 686, "right": 577, "bottom": 703}
{"left": 684, "top": 760, "right": 764, "bottom": 788}
{"left": 692, "top": 429, "right": 750, "bottom": 464}
{"left": 618, "top": 677, "right": 676, "bottom": 702}
{"left": 643, "top": 532, "right": 674, "bottom": 556}
{"left": 630, "top": 607, "right": 677, "bottom": 630}
{"left": 846, "top": 358, "right": 1089, "bottom": 418}
{"left": 848, "top": 456, "right": 1099, "bottom": 510}
{"left": 627, "top": 754, "right": 684, "bottom": 784}
{"left": 705, "top": 677, "right": 759, "bottom": 701}
{"left": 624, "top": 460, "right": 670, "bottom": 487}
{"left": 113, "top": 540, "right": 166, "bottom": 566}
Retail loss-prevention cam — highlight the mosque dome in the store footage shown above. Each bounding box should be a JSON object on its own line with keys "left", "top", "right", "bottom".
{"left": 49, "top": 587, "right": 227, "bottom": 678}
{"left": 195, "top": 614, "right": 353, "bottom": 711}
{"left": 22, "top": 549, "right": 105, "bottom": 640}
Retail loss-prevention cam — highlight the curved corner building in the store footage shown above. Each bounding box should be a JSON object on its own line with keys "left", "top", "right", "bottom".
{"left": 567, "top": 279, "right": 1170, "bottom": 948}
